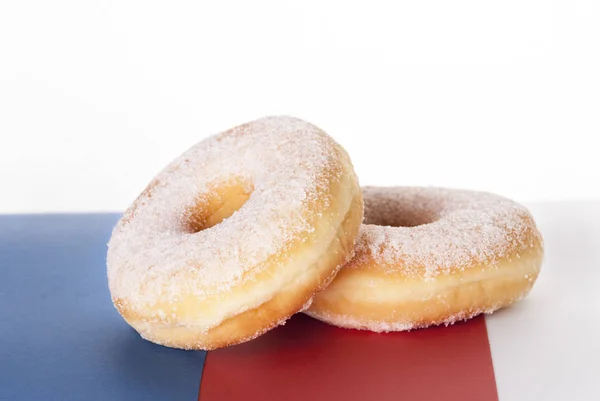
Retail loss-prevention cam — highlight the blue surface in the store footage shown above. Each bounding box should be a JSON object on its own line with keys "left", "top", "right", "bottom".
{"left": 0, "top": 214, "right": 206, "bottom": 401}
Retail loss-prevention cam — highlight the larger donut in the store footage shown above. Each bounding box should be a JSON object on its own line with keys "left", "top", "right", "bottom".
{"left": 305, "top": 186, "right": 544, "bottom": 332}
{"left": 107, "top": 116, "right": 363, "bottom": 350}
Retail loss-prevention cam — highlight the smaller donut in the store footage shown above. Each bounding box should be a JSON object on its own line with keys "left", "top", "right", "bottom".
{"left": 107, "top": 116, "right": 363, "bottom": 350}
{"left": 304, "top": 186, "right": 544, "bottom": 332}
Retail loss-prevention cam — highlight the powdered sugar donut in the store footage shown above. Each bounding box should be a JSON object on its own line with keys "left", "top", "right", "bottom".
{"left": 304, "top": 186, "right": 543, "bottom": 332}
{"left": 107, "top": 116, "right": 363, "bottom": 350}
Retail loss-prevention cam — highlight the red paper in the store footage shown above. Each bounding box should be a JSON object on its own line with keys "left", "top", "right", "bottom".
{"left": 199, "top": 314, "right": 498, "bottom": 401}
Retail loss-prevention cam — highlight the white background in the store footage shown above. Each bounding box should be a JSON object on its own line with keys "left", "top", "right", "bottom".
{"left": 1, "top": 0, "right": 598, "bottom": 213}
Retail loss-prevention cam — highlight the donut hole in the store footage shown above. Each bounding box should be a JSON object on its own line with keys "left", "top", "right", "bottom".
{"left": 184, "top": 179, "right": 254, "bottom": 233}
{"left": 365, "top": 211, "right": 439, "bottom": 228}
{"left": 363, "top": 197, "right": 441, "bottom": 228}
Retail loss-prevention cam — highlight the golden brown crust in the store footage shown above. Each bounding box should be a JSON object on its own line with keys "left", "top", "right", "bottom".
{"left": 115, "top": 184, "right": 363, "bottom": 349}
{"left": 107, "top": 116, "right": 365, "bottom": 349}
{"left": 305, "top": 187, "right": 544, "bottom": 332}
{"left": 306, "top": 246, "right": 543, "bottom": 332}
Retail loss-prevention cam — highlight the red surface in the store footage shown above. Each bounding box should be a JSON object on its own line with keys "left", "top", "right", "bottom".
{"left": 199, "top": 314, "right": 498, "bottom": 401}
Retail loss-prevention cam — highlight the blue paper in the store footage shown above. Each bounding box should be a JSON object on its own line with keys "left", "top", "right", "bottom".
{"left": 0, "top": 214, "right": 206, "bottom": 400}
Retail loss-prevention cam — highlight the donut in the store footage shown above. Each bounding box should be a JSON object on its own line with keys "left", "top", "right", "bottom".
{"left": 304, "top": 186, "right": 544, "bottom": 332}
{"left": 106, "top": 116, "right": 363, "bottom": 350}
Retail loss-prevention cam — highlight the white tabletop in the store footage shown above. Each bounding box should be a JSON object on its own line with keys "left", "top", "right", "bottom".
{"left": 487, "top": 200, "right": 600, "bottom": 401}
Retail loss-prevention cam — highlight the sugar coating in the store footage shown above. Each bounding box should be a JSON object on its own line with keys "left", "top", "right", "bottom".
{"left": 106, "top": 116, "right": 346, "bottom": 307}
{"left": 306, "top": 299, "right": 515, "bottom": 334}
{"left": 306, "top": 300, "right": 516, "bottom": 333}
{"left": 305, "top": 310, "right": 415, "bottom": 332}
{"left": 351, "top": 186, "right": 542, "bottom": 279}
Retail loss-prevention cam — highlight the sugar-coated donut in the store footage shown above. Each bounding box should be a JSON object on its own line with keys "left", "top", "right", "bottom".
{"left": 107, "top": 116, "right": 363, "bottom": 350}
{"left": 304, "top": 186, "right": 544, "bottom": 332}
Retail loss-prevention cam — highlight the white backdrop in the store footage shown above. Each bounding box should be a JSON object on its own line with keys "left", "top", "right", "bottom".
{"left": 1, "top": 0, "right": 598, "bottom": 213}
